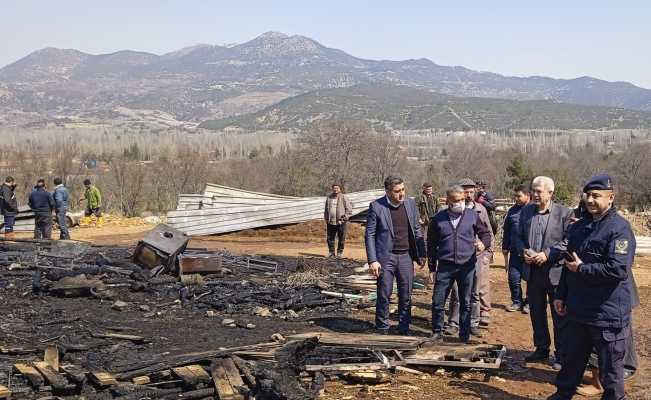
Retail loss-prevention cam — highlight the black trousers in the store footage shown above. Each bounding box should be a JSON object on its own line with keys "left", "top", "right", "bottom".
{"left": 326, "top": 223, "right": 347, "bottom": 254}
{"left": 554, "top": 321, "right": 628, "bottom": 400}
{"left": 527, "top": 267, "right": 567, "bottom": 358}
{"left": 34, "top": 213, "right": 52, "bottom": 240}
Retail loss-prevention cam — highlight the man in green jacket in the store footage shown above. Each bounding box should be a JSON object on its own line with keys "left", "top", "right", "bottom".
{"left": 80, "top": 179, "right": 104, "bottom": 226}
{"left": 417, "top": 182, "right": 438, "bottom": 240}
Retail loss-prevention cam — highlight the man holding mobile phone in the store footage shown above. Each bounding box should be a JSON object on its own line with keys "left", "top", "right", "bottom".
{"left": 549, "top": 174, "right": 635, "bottom": 400}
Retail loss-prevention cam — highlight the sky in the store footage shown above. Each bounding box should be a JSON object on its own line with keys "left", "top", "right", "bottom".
{"left": 2, "top": 0, "right": 650, "bottom": 88}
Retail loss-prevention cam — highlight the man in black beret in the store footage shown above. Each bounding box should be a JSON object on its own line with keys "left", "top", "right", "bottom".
{"left": 549, "top": 173, "right": 635, "bottom": 400}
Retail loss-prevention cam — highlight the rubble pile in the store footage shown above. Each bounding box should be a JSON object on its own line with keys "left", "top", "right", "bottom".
{"left": 0, "top": 228, "right": 506, "bottom": 399}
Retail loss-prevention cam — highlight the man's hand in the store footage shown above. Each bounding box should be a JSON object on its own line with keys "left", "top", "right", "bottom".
{"left": 502, "top": 250, "right": 510, "bottom": 271}
{"left": 474, "top": 239, "right": 485, "bottom": 253}
{"left": 532, "top": 251, "right": 548, "bottom": 265}
{"left": 553, "top": 299, "right": 567, "bottom": 316}
{"left": 429, "top": 271, "right": 436, "bottom": 284}
{"left": 565, "top": 252, "right": 583, "bottom": 272}
{"left": 418, "top": 218, "right": 424, "bottom": 225}
{"left": 369, "top": 261, "right": 381, "bottom": 278}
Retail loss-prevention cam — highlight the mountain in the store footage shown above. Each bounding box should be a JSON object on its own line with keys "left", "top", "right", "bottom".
{"left": 199, "top": 85, "right": 651, "bottom": 132}
{"left": 1, "top": 31, "right": 651, "bottom": 127}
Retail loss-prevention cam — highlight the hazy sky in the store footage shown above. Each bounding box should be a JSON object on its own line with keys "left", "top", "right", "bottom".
{"left": 2, "top": 0, "right": 650, "bottom": 88}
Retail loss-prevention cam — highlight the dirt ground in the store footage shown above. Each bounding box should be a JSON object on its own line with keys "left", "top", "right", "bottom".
{"left": 6, "top": 220, "right": 651, "bottom": 399}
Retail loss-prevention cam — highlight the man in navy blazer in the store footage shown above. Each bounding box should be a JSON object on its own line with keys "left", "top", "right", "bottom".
{"left": 365, "top": 176, "right": 426, "bottom": 334}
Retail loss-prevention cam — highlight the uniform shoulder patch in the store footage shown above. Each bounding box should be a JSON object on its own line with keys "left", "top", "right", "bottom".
{"left": 615, "top": 239, "right": 629, "bottom": 255}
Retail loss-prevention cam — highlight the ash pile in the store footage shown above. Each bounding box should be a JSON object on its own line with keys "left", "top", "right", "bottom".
{"left": 0, "top": 225, "right": 506, "bottom": 399}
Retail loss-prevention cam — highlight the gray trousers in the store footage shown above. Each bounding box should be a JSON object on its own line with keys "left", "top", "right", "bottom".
{"left": 447, "top": 250, "right": 492, "bottom": 327}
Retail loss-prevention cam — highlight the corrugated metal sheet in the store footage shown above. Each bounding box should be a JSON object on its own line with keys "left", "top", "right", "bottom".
{"left": 167, "top": 184, "right": 383, "bottom": 236}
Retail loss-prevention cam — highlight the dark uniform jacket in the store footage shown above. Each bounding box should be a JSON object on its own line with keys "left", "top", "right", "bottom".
{"left": 0, "top": 183, "right": 19, "bottom": 216}
{"left": 555, "top": 207, "right": 635, "bottom": 328}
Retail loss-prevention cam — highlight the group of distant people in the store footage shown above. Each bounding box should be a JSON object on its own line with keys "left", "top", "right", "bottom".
{"left": 358, "top": 173, "right": 636, "bottom": 400}
{"left": 0, "top": 176, "right": 103, "bottom": 240}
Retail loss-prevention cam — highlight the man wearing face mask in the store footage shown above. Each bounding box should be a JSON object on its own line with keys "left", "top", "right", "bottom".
{"left": 0, "top": 176, "right": 19, "bottom": 239}
{"left": 428, "top": 184, "right": 491, "bottom": 343}
{"left": 365, "top": 176, "right": 426, "bottom": 335}
{"left": 446, "top": 178, "right": 495, "bottom": 336}
{"left": 549, "top": 173, "right": 634, "bottom": 400}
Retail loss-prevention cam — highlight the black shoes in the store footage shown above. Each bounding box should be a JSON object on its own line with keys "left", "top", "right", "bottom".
{"left": 524, "top": 349, "right": 550, "bottom": 362}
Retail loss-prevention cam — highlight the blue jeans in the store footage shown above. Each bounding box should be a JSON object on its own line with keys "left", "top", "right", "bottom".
{"left": 56, "top": 209, "right": 70, "bottom": 239}
{"left": 3, "top": 215, "right": 15, "bottom": 233}
{"left": 508, "top": 256, "right": 525, "bottom": 306}
{"left": 375, "top": 253, "right": 414, "bottom": 332}
{"left": 432, "top": 259, "right": 476, "bottom": 340}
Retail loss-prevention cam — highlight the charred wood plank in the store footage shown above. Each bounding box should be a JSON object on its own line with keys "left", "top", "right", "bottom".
{"left": 90, "top": 371, "right": 118, "bottom": 387}
{"left": 211, "top": 359, "right": 243, "bottom": 400}
{"left": 171, "top": 365, "right": 211, "bottom": 386}
{"left": 34, "top": 361, "right": 68, "bottom": 390}
{"left": 14, "top": 363, "right": 44, "bottom": 387}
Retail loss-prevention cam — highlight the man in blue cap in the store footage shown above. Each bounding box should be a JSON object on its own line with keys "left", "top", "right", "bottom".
{"left": 549, "top": 173, "right": 635, "bottom": 400}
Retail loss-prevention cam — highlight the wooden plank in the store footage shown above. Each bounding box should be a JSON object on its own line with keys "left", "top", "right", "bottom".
{"left": 132, "top": 376, "right": 151, "bottom": 385}
{"left": 404, "top": 344, "right": 506, "bottom": 370}
{"left": 14, "top": 363, "right": 45, "bottom": 387}
{"left": 0, "top": 385, "right": 11, "bottom": 399}
{"left": 92, "top": 332, "right": 148, "bottom": 343}
{"left": 172, "top": 365, "right": 211, "bottom": 386}
{"left": 60, "top": 364, "right": 88, "bottom": 386}
{"left": 34, "top": 361, "right": 68, "bottom": 390}
{"left": 221, "top": 358, "right": 245, "bottom": 397}
{"left": 304, "top": 362, "right": 388, "bottom": 372}
{"left": 211, "top": 359, "right": 240, "bottom": 400}
{"left": 90, "top": 371, "right": 118, "bottom": 387}
{"left": 287, "top": 332, "right": 426, "bottom": 350}
{"left": 44, "top": 345, "right": 60, "bottom": 371}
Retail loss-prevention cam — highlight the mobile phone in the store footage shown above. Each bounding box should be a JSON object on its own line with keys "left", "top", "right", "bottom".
{"left": 562, "top": 251, "right": 575, "bottom": 262}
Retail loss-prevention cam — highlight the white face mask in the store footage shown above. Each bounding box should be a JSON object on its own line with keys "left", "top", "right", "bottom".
{"left": 449, "top": 201, "right": 465, "bottom": 214}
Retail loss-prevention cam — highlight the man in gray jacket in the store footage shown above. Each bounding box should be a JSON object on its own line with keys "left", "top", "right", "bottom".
{"left": 324, "top": 184, "right": 353, "bottom": 257}
{"left": 516, "top": 176, "right": 573, "bottom": 369}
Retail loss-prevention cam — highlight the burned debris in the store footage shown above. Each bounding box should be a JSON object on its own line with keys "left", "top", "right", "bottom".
{"left": 1, "top": 229, "right": 506, "bottom": 399}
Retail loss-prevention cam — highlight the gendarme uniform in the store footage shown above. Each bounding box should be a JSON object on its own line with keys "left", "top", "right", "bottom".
{"left": 551, "top": 174, "right": 635, "bottom": 400}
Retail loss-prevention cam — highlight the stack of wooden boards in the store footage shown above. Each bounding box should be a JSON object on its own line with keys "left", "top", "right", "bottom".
{"left": 167, "top": 183, "right": 384, "bottom": 236}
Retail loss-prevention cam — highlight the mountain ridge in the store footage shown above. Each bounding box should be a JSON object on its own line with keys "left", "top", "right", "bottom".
{"left": 1, "top": 31, "right": 650, "bottom": 126}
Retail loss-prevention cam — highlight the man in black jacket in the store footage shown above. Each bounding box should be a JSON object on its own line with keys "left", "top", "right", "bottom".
{"left": 0, "top": 176, "right": 19, "bottom": 239}
{"left": 28, "top": 179, "right": 55, "bottom": 240}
